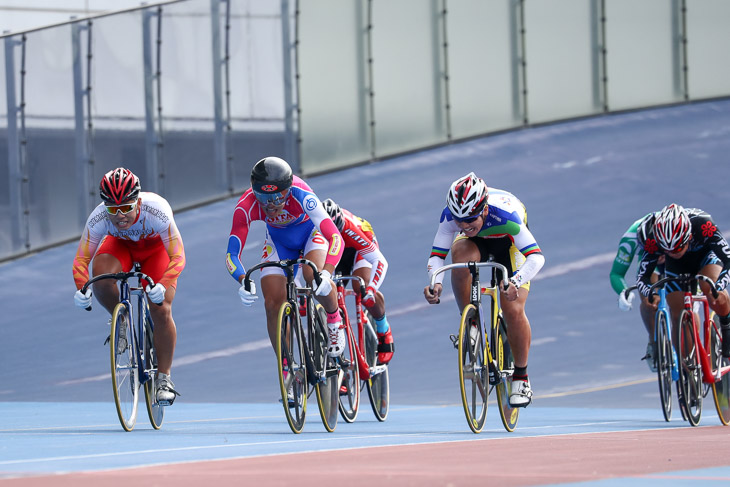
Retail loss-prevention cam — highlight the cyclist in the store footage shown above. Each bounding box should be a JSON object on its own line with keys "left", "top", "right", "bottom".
{"left": 72, "top": 167, "right": 185, "bottom": 405}
{"left": 225, "top": 157, "right": 346, "bottom": 366}
{"left": 636, "top": 203, "right": 730, "bottom": 358}
{"left": 610, "top": 212, "right": 666, "bottom": 371}
{"left": 322, "top": 198, "right": 394, "bottom": 364}
{"left": 423, "top": 172, "right": 545, "bottom": 407}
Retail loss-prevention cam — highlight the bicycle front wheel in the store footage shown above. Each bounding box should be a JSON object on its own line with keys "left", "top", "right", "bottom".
{"left": 457, "top": 304, "right": 488, "bottom": 433}
{"left": 678, "top": 309, "right": 702, "bottom": 426}
{"left": 494, "top": 314, "right": 519, "bottom": 432}
{"left": 364, "top": 314, "right": 389, "bottom": 421}
{"left": 655, "top": 311, "right": 673, "bottom": 422}
{"left": 311, "top": 304, "right": 339, "bottom": 432}
{"left": 338, "top": 320, "right": 360, "bottom": 423}
{"left": 142, "top": 313, "right": 164, "bottom": 429}
{"left": 110, "top": 302, "right": 139, "bottom": 432}
{"left": 277, "top": 301, "right": 307, "bottom": 434}
{"left": 710, "top": 317, "right": 730, "bottom": 425}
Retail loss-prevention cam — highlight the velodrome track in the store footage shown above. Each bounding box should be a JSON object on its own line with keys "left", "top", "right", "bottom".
{"left": 3, "top": 99, "right": 730, "bottom": 485}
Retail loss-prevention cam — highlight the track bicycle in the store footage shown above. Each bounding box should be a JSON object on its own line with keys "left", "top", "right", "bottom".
{"left": 244, "top": 258, "right": 340, "bottom": 433}
{"left": 429, "top": 259, "right": 519, "bottom": 433}
{"left": 334, "top": 274, "right": 390, "bottom": 423}
{"left": 624, "top": 279, "right": 681, "bottom": 422}
{"left": 668, "top": 274, "right": 730, "bottom": 426}
{"left": 81, "top": 263, "right": 165, "bottom": 432}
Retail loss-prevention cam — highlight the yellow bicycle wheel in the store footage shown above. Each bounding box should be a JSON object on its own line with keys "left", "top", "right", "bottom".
{"left": 457, "top": 304, "right": 489, "bottom": 433}
{"left": 276, "top": 301, "right": 307, "bottom": 433}
{"left": 709, "top": 317, "right": 730, "bottom": 425}
{"left": 311, "top": 304, "right": 339, "bottom": 432}
{"left": 110, "top": 302, "right": 139, "bottom": 432}
{"left": 494, "top": 313, "right": 519, "bottom": 432}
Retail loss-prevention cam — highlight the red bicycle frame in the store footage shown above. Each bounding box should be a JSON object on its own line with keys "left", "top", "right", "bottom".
{"left": 682, "top": 284, "right": 730, "bottom": 384}
{"left": 335, "top": 276, "right": 374, "bottom": 381}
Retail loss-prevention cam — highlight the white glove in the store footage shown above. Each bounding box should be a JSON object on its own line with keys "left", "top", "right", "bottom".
{"left": 239, "top": 281, "right": 258, "bottom": 307}
{"left": 314, "top": 269, "right": 333, "bottom": 297}
{"left": 618, "top": 289, "right": 635, "bottom": 311}
{"left": 363, "top": 285, "right": 377, "bottom": 308}
{"left": 74, "top": 289, "right": 93, "bottom": 309}
{"left": 145, "top": 283, "right": 166, "bottom": 304}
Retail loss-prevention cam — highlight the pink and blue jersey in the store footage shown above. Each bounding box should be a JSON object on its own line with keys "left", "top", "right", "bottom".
{"left": 226, "top": 176, "right": 343, "bottom": 282}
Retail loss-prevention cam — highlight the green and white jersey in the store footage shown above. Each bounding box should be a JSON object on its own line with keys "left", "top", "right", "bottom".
{"left": 609, "top": 213, "right": 653, "bottom": 295}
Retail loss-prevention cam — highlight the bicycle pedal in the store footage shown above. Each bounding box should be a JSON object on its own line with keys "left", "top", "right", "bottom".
{"left": 449, "top": 334, "right": 459, "bottom": 349}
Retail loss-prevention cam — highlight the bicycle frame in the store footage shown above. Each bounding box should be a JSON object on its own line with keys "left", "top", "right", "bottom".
{"left": 334, "top": 275, "right": 387, "bottom": 381}
{"left": 678, "top": 275, "right": 729, "bottom": 385}
{"left": 431, "top": 260, "right": 510, "bottom": 382}
{"left": 648, "top": 281, "right": 680, "bottom": 382}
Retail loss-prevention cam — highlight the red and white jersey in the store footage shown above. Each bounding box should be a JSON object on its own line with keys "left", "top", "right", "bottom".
{"left": 72, "top": 192, "right": 186, "bottom": 289}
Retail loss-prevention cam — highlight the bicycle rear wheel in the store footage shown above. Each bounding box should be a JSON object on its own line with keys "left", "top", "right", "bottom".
{"left": 276, "top": 301, "right": 307, "bottom": 434}
{"left": 457, "top": 304, "right": 488, "bottom": 433}
{"left": 655, "top": 311, "right": 673, "bottom": 422}
{"left": 110, "top": 302, "right": 139, "bottom": 432}
{"left": 364, "top": 314, "right": 389, "bottom": 421}
{"left": 678, "top": 309, "right": 702, "bottom": 426}
{"left": 311, "top": 304, "right": 339, "bottom": 432}
{"left": 338, "top": 319, "right": 360, "bottom": 423}
{"left": 142, "top": 313, "right": 164, "bottom": 429}
{"left": 710, "top": 317, "right": 730, "bottom": 425}
{"left": 494, "top": 314, "right": 519, "bottom": 432}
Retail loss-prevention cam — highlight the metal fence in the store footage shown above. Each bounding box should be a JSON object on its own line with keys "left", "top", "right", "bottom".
{"left": 2, "top": 0, "right": 730, "bottom": 261}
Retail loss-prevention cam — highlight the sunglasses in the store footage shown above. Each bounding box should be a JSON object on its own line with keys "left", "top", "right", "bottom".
{"left": 254, "top": 189, "right": 289, "bottom": 206}
{"left": 105, "top": 201, "right": 137, "bottom": 215}
{"left": 453, "top": 214, "right": 480, "bottom": 224}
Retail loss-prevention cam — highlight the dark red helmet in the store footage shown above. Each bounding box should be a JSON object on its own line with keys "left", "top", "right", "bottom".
{"left": 99, "top": 167, "right": 141, "bottom": 205}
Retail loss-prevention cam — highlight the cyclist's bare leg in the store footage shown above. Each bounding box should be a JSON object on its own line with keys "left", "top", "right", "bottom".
{"left": 261, "top": 273, "right": 287, "bottom": 350}
{"left": 148, "top": 286, "right": 177, "bottom": 375}
{"left": 353, "top": 266, "right": 386, "bottom": 318}
{"left": 450, "top": 239, "right": 481, "bottom": 310}
{"left": 91, "top": 253, "right": 123, "bottom": 314}
{"left": 302, "top": 248, "right": 338, "bottom": 314}
{"left": 666, "top": 291, "right": 685, "bottom": 345}
{"left": 640, "top": 300, "right": 656, "bottom": 339}
{"left": 699, "top": 263, "right": 730, "bottom": 316}
{"left": 500, "top": 288, "right": 531, "bottom": 368}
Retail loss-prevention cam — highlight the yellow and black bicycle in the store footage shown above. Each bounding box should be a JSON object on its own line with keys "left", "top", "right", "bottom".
{"left": 430, "top": 259, "right": 519, "bottom": 433}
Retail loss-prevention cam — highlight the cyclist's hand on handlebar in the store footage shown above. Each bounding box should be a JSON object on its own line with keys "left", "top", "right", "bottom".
{"left": 618, "top": 289, "right": 634, "bottom": 311}
{"left": 238, "top": 281, "right": 258, "bottom": 307}
{"left": 145, "top": 283, "right": 166, "bottom": 304}
{"left": 424, "top": 283, "right": 442, "bottom": 304}
{"left": 503, "top": 279, "right": 519, "bottom": 302}
{"left": 74, "top": 289, "right": 93, "bottom": 309}
{"left": 313, "top": 269, "right": 333, "bottom": 297}
{"left": 363, "top": 285, "right": 377, "bottom": 307}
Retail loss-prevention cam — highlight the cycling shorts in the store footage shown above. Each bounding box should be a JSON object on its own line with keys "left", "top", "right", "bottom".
{"left": 96, "top": 235, "right": 176, "bottom": 289}
{"left": 453, "top": 235, "right": 531, "bottom": 291}
{"left": 259, "top": 226, "right": 330, "bottom": 278}
{"left": 664, "top": 250, "right": 721, "bottom": 293}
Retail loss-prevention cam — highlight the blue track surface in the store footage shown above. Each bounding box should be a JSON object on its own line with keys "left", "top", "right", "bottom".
{"left": 2, "top": 99, "right": 730, "bottom": 483}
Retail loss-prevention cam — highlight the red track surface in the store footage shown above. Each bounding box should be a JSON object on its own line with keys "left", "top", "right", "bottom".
{"left": 5, "top": 426, "right": 729, "bottom": 486}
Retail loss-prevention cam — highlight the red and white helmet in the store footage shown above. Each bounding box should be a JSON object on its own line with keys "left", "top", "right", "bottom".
{"left": 654, "top": 204, "right": 691, "bottom": 252}
{"left": 446, "top": 172, "right": 488, "bottom": 220}
{"left": 99, "top": 167, "right": 140, "bottom": 205}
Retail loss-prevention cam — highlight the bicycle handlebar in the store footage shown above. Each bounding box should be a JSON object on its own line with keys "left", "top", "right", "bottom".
{"left": 80, "top": 270, "right": 157, "bottom": 311}
{"left": 334, "top": 274, "right": 367, "bottom": 298}
{"left": 429, "top": 261, "right": 511, "bottom": 293}
{"left": 243, "top": 258, "right": 322, "bottom": 291}
{"left": 642, "top": 274, "right": 719, "bottom": 300}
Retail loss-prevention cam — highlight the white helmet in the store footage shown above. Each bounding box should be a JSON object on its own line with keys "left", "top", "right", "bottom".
{"left": 446, "top": 172, "right": 488, "bottom": 220}
{"left": 654, "top": 204, "right": 691, "bottom": 252}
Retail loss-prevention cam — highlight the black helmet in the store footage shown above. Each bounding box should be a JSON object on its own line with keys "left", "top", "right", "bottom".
{"left": 250, "top": 157, "right": 293, "bottom": 194}
{"left": 323, "top": 198, "right": 344, "bottom": 231}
